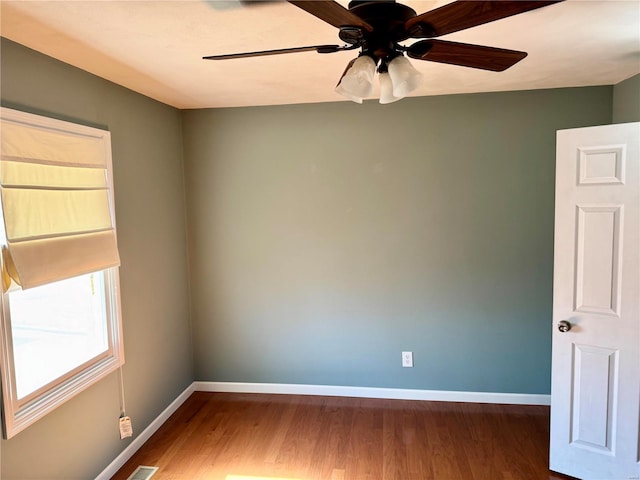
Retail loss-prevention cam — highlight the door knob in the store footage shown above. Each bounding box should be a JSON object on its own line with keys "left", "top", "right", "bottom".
{"left": 558, "top": 320, "right": 572, "bottom": 333}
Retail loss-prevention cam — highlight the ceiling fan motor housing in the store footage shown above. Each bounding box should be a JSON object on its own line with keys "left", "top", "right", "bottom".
{"left": 341, "top": 1, "right": 418, "bottom": 59}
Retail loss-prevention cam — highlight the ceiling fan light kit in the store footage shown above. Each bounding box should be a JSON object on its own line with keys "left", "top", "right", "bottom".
{"left": 205, "top": 0, "right": 564, "bottom": 104}
{"left": 335, "top": 51, "right": 423, "bottom": 104}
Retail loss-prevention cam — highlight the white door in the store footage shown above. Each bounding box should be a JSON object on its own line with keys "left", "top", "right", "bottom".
{"left": 550, "top": 122, "right": 640, "bottom": 479}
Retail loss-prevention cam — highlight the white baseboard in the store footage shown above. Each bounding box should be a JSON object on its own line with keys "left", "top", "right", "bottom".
{"left": 96, "top": 381, "right": 549, "bottom": 479}
{"left": 193, "top": 381, "right": 551, "bottom": 406}
{"left": 95, "top": 383, "right": 195, "bottom": 480}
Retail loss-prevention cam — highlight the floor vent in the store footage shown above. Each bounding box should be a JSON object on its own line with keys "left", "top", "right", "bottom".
{"left": 126, "top": 466, "right": 159, "bottom": 480}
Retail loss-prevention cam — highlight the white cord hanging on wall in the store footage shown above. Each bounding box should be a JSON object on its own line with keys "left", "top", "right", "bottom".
{"left": 118, "top": 366, "right": 133, "bottom": 439}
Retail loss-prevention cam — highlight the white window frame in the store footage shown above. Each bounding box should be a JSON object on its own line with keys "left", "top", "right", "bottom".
{"left": 0, "top": 109, "right": 124, "bottom": 438}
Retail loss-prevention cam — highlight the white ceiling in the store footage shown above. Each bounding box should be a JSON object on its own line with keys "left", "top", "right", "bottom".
{"left": 1, "top": 0, "right": 639, "bottom": 109}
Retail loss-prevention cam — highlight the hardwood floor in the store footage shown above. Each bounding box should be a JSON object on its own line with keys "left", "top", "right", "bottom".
{"left": 111, "top": 392, "right": 576, "bottom": 480}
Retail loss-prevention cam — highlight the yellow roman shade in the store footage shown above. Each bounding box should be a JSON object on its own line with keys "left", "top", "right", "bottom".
{"left": 0, "top": 108, "right": 120, "bottom": 291}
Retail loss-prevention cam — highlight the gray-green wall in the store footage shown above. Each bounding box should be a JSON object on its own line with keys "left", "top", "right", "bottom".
{"left": 1, "top": 39, "right": 193, "bottom": 479}
{"left": 182, "top": 87, "right": 612, "bottom": 395}
{"left": 613, "top": 73, "right": 640, "bottom": 123}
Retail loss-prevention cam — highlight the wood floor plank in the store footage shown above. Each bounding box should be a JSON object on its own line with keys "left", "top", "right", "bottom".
{"left": 307, "top": 398, "right": 351, "bottom": 478}
{"left": 344, "top": 399, "right": 383, "bottom": 480}
{"left": 110, "top": 392, "right": 577, "bottom": 480}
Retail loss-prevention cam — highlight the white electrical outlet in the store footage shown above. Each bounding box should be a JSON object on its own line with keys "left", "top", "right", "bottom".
{"left": 402, "top": 351, "right": 413, "bottom": 368}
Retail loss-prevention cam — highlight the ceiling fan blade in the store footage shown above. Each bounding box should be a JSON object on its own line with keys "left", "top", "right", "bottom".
{"left": 407, "top": 39, "right": 527, "bottom": 72}
{"left": 203, "top": 44, "right": 346, "bottom": 60}
{"left": 406, "top": 1, "right": 563, "bottom": 38}
{"left": 287, "top": 1, "right": 373, "bottom": 31}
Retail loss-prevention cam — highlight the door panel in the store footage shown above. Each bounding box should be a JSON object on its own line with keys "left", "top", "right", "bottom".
{"left": 570, "top": 344, "right": 617, "bottom": 453}
{"left": 550, "top": 122, "right": 640, "bottom": 480}
{"left": 574, "top": 205, "right": 622, "bottom": 315}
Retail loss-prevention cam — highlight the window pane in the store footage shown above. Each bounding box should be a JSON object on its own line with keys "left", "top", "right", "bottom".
{"left": 8, "top": 272, "right": 108, "bottom": 399}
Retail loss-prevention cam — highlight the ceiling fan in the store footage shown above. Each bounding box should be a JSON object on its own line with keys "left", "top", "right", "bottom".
{"left": 204, "top": 0, "right": 563, "bottom": 104}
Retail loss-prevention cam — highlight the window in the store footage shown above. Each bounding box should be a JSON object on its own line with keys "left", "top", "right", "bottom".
{"left": 0, "top": 108, "right": 123, "bottom": 438}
